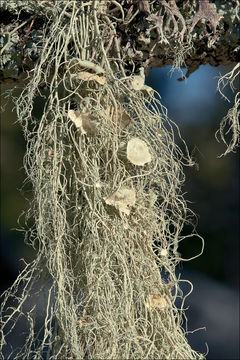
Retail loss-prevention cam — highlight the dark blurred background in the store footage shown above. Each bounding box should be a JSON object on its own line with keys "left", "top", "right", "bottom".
{"left": 1, "top": 64, "right": 239, "bottom": 359}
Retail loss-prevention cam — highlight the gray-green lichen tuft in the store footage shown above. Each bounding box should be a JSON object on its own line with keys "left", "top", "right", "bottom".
{"left": 0, "top": 1, "right": 206, "bottom": 359}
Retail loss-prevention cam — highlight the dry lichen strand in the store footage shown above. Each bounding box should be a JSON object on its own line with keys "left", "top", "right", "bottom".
{"left": 216, "top": 63, "right": 240, "bottom": 156}
{"left": 0, "top": 1, "right": 207, "bottom": 359}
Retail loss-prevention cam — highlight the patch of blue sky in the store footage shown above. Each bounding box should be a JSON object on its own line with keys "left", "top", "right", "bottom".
{"left": 146, "top": 65, "right": 221, "bottom": 125}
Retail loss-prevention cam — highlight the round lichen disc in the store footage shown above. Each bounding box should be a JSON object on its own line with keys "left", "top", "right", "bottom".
{"left": 127, "top": 137, "right": 152, "bottom": 166}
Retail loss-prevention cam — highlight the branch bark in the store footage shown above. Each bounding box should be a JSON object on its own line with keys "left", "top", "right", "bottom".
{"left": 0, "top": 0, "right": 239, "bottom": 83}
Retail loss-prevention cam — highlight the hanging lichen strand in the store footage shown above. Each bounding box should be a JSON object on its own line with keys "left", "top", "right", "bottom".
{"left": 1, "top": 1, "right": 206, "bottom": 359}
{"left": 216, "top": 63, "right": 240, "bottom": 156}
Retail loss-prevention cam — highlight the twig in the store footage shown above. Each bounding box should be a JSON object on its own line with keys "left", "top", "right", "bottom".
{"left": 0, "top": 16, "right": 35, "bottom": 56}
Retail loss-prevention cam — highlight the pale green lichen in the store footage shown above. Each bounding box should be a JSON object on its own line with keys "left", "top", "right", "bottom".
{"left": 0, "top": 1, "right": 205, "bottom": 359}
{"left": 1, "top": 1, "right": 238, "bottom": 359}
{"left": 216, "top": 63, "right": 240, "bottom": 156}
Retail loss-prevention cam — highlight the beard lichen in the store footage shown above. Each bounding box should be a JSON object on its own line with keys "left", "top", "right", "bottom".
{"left": 0, "top": 1, "right": 209, "bottom": 359}
{"left": 216, "top": 63, "right": 240, "bottom": 156}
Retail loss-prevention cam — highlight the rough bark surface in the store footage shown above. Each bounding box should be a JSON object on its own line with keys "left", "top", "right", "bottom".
{"left": 0, "top": 0, "right": 239, "bottom": 83}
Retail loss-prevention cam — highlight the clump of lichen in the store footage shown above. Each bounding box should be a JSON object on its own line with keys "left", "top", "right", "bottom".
{"left": 216, "top": 63, "right": 240, "bottom": 156}
{"left": 0, "top": 1, "right": 216, "bottom": 359}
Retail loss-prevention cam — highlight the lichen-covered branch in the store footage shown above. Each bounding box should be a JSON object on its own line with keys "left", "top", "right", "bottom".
{"left": 0, "top": 0, "right": 239, "bottom": 81}
{"left": 0, "top": 1, "right": 239, "bottom": 359}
